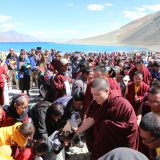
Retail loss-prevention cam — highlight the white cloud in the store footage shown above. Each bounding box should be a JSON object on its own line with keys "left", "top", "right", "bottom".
{"left": 87, "top": 4, "right": 105, "bottom": 11}
{"left": 142, "top": 4, "right": 160, "bottom": 11}
{"left": 0, "top": 15, "right": 12, "bottom": 23}
{"left": 87, "top": 2, "right": 112, "bottom": 11}
{"left": 123, "top": 11, "right": 146, "bottom": 20}
{"left": 0, "top": 14, "right": 29, "bottom": 32}
{"left": 123, "top": 4, "right": 160, "bottom": 20}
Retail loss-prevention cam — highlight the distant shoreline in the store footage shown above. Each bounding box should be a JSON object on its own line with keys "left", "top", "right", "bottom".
{"left": 0, "top": 42, "right": 149, "bottom": 53}
{"left": 66, "top": 41, "right": 159, "bottom": 52}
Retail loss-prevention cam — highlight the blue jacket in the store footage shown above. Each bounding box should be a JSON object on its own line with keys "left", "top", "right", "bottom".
{"left": 29, "top": 55, "right": 37, "bottom": 70}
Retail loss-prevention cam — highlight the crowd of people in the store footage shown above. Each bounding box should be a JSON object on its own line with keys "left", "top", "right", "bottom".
{"left": 0, "top": 47, "right": 160, "bottom": 160}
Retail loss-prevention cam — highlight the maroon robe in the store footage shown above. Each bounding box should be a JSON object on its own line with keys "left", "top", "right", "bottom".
{"left": 45, "top": 72, "right": 67, "bottom": 102}
{"left": 88, "top": 91, "right": 139, "bottom": 160}
{"left": 129, "top": 67, "right": 152, "bottom": 85}
{"left": 126, "top": 82, "right": 149, "bottom": 115}
{"left": 82, "top": 78, "right": 121, "bottom": 117}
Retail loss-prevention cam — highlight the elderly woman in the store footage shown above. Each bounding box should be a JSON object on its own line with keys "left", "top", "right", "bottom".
{"left": 0, "top": 93, "right": 29, "bottom": 127}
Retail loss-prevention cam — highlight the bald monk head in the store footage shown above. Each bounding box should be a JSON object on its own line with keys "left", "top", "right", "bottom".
{"left": 140, "top": 112, "right": 160, "bottom": 149}
{"left": 91, "top": 78, "right": 110, "bottom": 105}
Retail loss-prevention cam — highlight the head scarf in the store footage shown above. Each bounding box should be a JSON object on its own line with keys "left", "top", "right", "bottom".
{"left": 3, "top": 93, "right": 29, "bottom": 122}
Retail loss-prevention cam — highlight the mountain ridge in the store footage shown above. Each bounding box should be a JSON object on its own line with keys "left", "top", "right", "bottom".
{"left": 67, "top": 11, "right": 160, "bottom": 51}
{"left": 0, "top": 31, "right": 39, "bottom": 42}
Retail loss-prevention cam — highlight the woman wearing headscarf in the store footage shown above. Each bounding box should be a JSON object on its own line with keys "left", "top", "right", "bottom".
{"left": 0, "top": 93, "right": 29, "bottom": 127}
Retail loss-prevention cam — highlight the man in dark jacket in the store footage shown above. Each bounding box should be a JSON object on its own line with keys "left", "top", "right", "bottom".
{"left": 30, "top": 101, "right": 64, "bottom": 141}
{"left": 30, "top": 91, "right": 84, "bottom": 141}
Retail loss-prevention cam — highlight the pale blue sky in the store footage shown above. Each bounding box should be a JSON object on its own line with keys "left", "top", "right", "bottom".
{"left": 0, "top": 0, "right": 160, "bottom": 41}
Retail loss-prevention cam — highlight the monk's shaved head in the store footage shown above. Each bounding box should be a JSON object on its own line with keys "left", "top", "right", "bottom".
{"left": 140, "top": 112, "right": 160, "bottom": 138}
{"left": 91, "top": 78, "right": 110, "bottom": 91}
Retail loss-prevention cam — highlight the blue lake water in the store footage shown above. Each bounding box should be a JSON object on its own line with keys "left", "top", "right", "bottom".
{"left": 0, "top": 42, "right": 148, "bottom": 53}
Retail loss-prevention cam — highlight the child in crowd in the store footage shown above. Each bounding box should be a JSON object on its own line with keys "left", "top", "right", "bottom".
{"left": 0, "top": 122, "right": 35, "bottom": 148}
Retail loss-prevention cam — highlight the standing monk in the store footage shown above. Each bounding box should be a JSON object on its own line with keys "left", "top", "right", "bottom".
{"left": 75, "top": 78, "right": 139, "bottom": 160}
{"left": 125, "top": 71, "right": 149, "bottom": 117}
{"left": 129, "top": 60, "right": 152, "bottom": 86}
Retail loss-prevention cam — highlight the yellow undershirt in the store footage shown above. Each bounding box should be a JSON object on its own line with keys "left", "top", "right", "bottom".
{"left": 134, "top": 84, "right": 140, "bottom": 95}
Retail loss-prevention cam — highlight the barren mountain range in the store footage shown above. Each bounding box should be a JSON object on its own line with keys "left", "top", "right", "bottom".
{"left": 69, "top": 11, "right": 160, "bottom": 51}
{"left": 0, "top": 31, "right": 38, "bottom": 42}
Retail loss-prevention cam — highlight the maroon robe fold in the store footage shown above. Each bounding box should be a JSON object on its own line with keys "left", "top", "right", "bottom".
{"left": 126, "top": 82, "right": 149, "bottom": 115}
{"left": 129, "top": 67, "right": 152, "bottom": 85}
{"left": 88, "top": 91, "right": 139, "bottom": 160}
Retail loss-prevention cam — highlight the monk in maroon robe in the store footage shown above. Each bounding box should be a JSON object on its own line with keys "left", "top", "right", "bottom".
{"left": 125, "top": 71, "right": 149, "bottom": 116}
{"left": 129, "top": 60, "right": 152, "bottom": 85}
{"left": 83, "top": 76, "right": 121, "bottom": 117}
{"left": 76, "top": 78, "right": 139, "bottom": 160}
